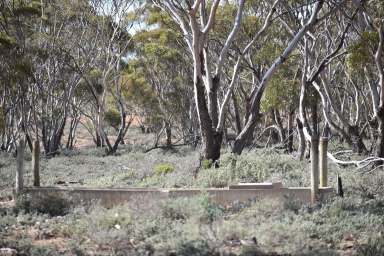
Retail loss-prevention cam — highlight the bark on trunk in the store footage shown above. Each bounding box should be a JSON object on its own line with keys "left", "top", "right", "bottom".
{"left": 375, "top": 23, "right": 384, "bottom": 162}
{"left": 287, "top": 110, "right": 294, "bottom": 153}
{"left": 348, "top": 125, "right": 367, "bottom": 154}
{"left": 376, "top": 108, "right": 384, "bottom": 159}
{"left": 66, "top": 118, "right": 79, "bottom": 150}
{"left": 232, "top": 0, "right": 324, "bottom": 154}
{"left": 232, "top": 91, "right": 242, "bottom": 135}
{"left": 165, "top": 124, "right": 172, "bottom": 146}
{"left": 273, "top": 109, "right": 286, "bottom": 145}
{"left": 195, "top": 76, "right": 223, "bottom": 161}
{"left": 296, "top": 117, "right": 306, "bottom": 161}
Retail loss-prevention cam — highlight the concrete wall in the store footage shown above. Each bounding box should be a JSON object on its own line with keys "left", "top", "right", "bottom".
{"left": 23, "top": 186, "right": 335, "bottom": 208}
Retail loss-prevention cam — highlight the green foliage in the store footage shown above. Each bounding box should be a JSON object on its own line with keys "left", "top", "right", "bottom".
{"left": 13, "top": 59, "right": 34, "bottom": 77}
{"left": 104, "top": 109, "right": 121, "bottom": 130}
{"left": 347, "top": 31, "right": 379, "bottom": 72}
{"left": 201, "top": 159, "right": 213, "bottom": 169}
{"left": 357, "top": 235, "right": 384, "bottom": 256}
{"left": 0, "top": 32, "right": 16, "bottom": 48}
{"left": 146, "top": 6, "right": 175, "bottom": 27}
{"left": 87, "top": 169, "right": 138, "bottom": 187}
{"left": 261, "top": 63, "right": 300, "bottom": 111}
{"left": 161, "top": 194, "right": 223, "bottom": 223}
{"left": 2, "top": 146, "right": 384, "bottom": 255}
{"left": 13, "top": 5, "right": 41, "bottom": 16}
{"left": 87, "top": 68, "right": 104, "bottom": 95}
{"left": 129, "top": 10, "right": 190, "bottom": 132}
{"left": 196, "top": 150, "right": 309, "bottom": 188}
{"left": 174, "top": 239, "right": 212, "bottom": 256}
{"left": 29, "top": 245, "right": 61, "bottom": 256}
{"left": 122, "top": 70, "right": 157, "bottom": 108}
{"left": 86, "top": 205, "right": 133, "bottom": 230}
{"left": 154, "top": 163, "right": 175, "bottom": 175}
{"left": 15, "top": 193, "right": 70, "bottom": 217}
{"left": 12, "top": 0, "right": 42, "bottom": 16}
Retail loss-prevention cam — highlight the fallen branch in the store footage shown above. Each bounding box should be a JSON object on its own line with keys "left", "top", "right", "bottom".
{"left": 327, "top": 151, "right": 384, "bottom": 170}
{"left": 144, "top": 140, "right": 198, "bottom": 153}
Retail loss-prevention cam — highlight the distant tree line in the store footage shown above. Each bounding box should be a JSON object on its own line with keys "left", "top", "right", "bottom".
{"left": 1, "top": 0, "right": 384, "bottom": 167}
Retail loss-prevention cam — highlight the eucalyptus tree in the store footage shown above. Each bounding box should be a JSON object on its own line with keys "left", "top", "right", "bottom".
{"left": 73, "top": 0, "right": 138, "bottom": 154}
{"left": 370, "top": 3, "right": 384, "bottom": 160}
{"left": 296, "top": 4, "right": 367, "bottom": 156}
{"left": 132, "top": 31, "right": 192, "bottom": 147}
{"left": 0, "top": 0, "right": 42, "bottom": 151}
{"left": 151, "top": 0, "right": 294, "bottom": 161}
{"left": 29, "top": 0, "right": 101, "bottom": 155}
{"left": 152, "top": 0, "right": 349, "bottom": 162}
{"left": 151, "top": 0, "right": 248, "bottom": 161}
{"left": 349, "top": 1, "right": 384, "bottom": 159}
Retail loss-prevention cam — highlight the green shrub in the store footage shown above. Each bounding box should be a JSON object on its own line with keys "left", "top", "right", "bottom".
{"left": 154, "top": 163, "right": 175, "bottom": 175}
{"left": 195, "top": 167, "right": 232, "bottom": 188}
{"left": 104, "top": 109, "right": 121, "bottom": 130}
{"left": 161, "top": 194, "right": 223, "bottom": 223}
{"left": 88, "top": 205, "right": 133, "bottom": 230}
{"left": 357, "top": 236, "right": 384, "bottom": 256}
{"left": 195, "top": 149, "right": 309, "bottom": 188}
{"left": 201, "top": 159, "right": 213, "bottom": 169}
{"left": 15, "top": 193, "right": 70, "bottom": 216}
{"left": 197, "top": 194, "right": 224, "bottom": 223}
{"left": 174, "top": 239, "right": 212, "bottom": 256}
{"left": 29, "top": 245, "right": 60, "bottom": 256}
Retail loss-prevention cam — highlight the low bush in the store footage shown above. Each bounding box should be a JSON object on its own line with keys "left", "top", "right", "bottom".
{"left": 195, "top": 149, "right": 310, "bottom": 188}
{"left": 15, "top": 193, "right": 71, "bottom": 216}
{"left": 201, "top": 159, "right": 213, "bottom": 169}
{"left": 357, "top": 235, "right": 384, "bottom": 256}
{"left": 154, "top": 163, "right": 175, "bottom": 175}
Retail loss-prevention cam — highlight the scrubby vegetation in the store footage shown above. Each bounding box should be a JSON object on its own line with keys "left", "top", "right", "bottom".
{"left": 1, "top": 143, "right": 384, "bottom": 255}
{"left": 2, "top": 0, "right": 384, "bottom": 255}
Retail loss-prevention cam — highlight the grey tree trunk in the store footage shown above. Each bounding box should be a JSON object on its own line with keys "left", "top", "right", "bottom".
{"left": 296, "top": 117, "right": 306, "bottom": 161}
{"left": 310, "top": 135, "right": 319, "bottom": 203}
{"left": 287, "top": 111, "right": 294, "bottom": 153}
{"left": 195, "top": 75, "right": 222, "bottom": 162}
{"left": 15, "top": 139, "right": 25, "bottom": 194}
{"left": 32, "top": 140, "right": 40, "bottom": 187}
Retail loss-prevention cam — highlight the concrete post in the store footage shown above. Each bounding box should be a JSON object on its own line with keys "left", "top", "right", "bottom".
{"left": 310, "top": 135, "right": 319, "bottom": 203}
{"left": 15, "top": 139, "right": 25, "bottom": 194}
{"left": 319, "top": 137, "right": 328, "bottom": 188}
{"left": 32, "top": 140, "right": 40, "bottom": 187}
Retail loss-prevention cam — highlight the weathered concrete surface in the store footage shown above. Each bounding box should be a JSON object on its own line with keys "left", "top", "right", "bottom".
{"left": 228, "top": 182, "right": 283, "bottom": 190}
{"left": 23, "top": 185, "right": 334, "bottom": 208}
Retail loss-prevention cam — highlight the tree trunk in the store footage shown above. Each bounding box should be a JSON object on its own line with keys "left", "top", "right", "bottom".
{"left": 287, "top": 110, "right": 294, "bottom": 153}
{"left": 232, "top": 91, "right": 242, "bottom": 135}
{"left": 376, "top": 109, "right": 384, "bottom": 160}
{"left": 296, "top": 117, "right": 306, "bottom": 161}
{"left": 273, "top": 108, "right": 286, "bottom": 145}
{"left": 375, "top": 23, "right": 384, "bottom": 162}
{"left": 348, "top": 125, "right": 367, "bottom": 154}
{"left": 95, "top": 130, "right": 103, "bottom": 147}
{"left": 66, "top": 117, "right": 79, "bottom": 150}
{"left": 165, "top": 123, "right": 172, "bottom": 146}
{"left": 311, "top": 98, "right": 319, "bottom": 136}
{"left": 194, "top": 74, "right": 222, "bottom": 161}
{"left": 232, "top": 0, "right": 324, "bottom": 155}
{"left": 232, "top": 114, "right": 259, "bottom": 155}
